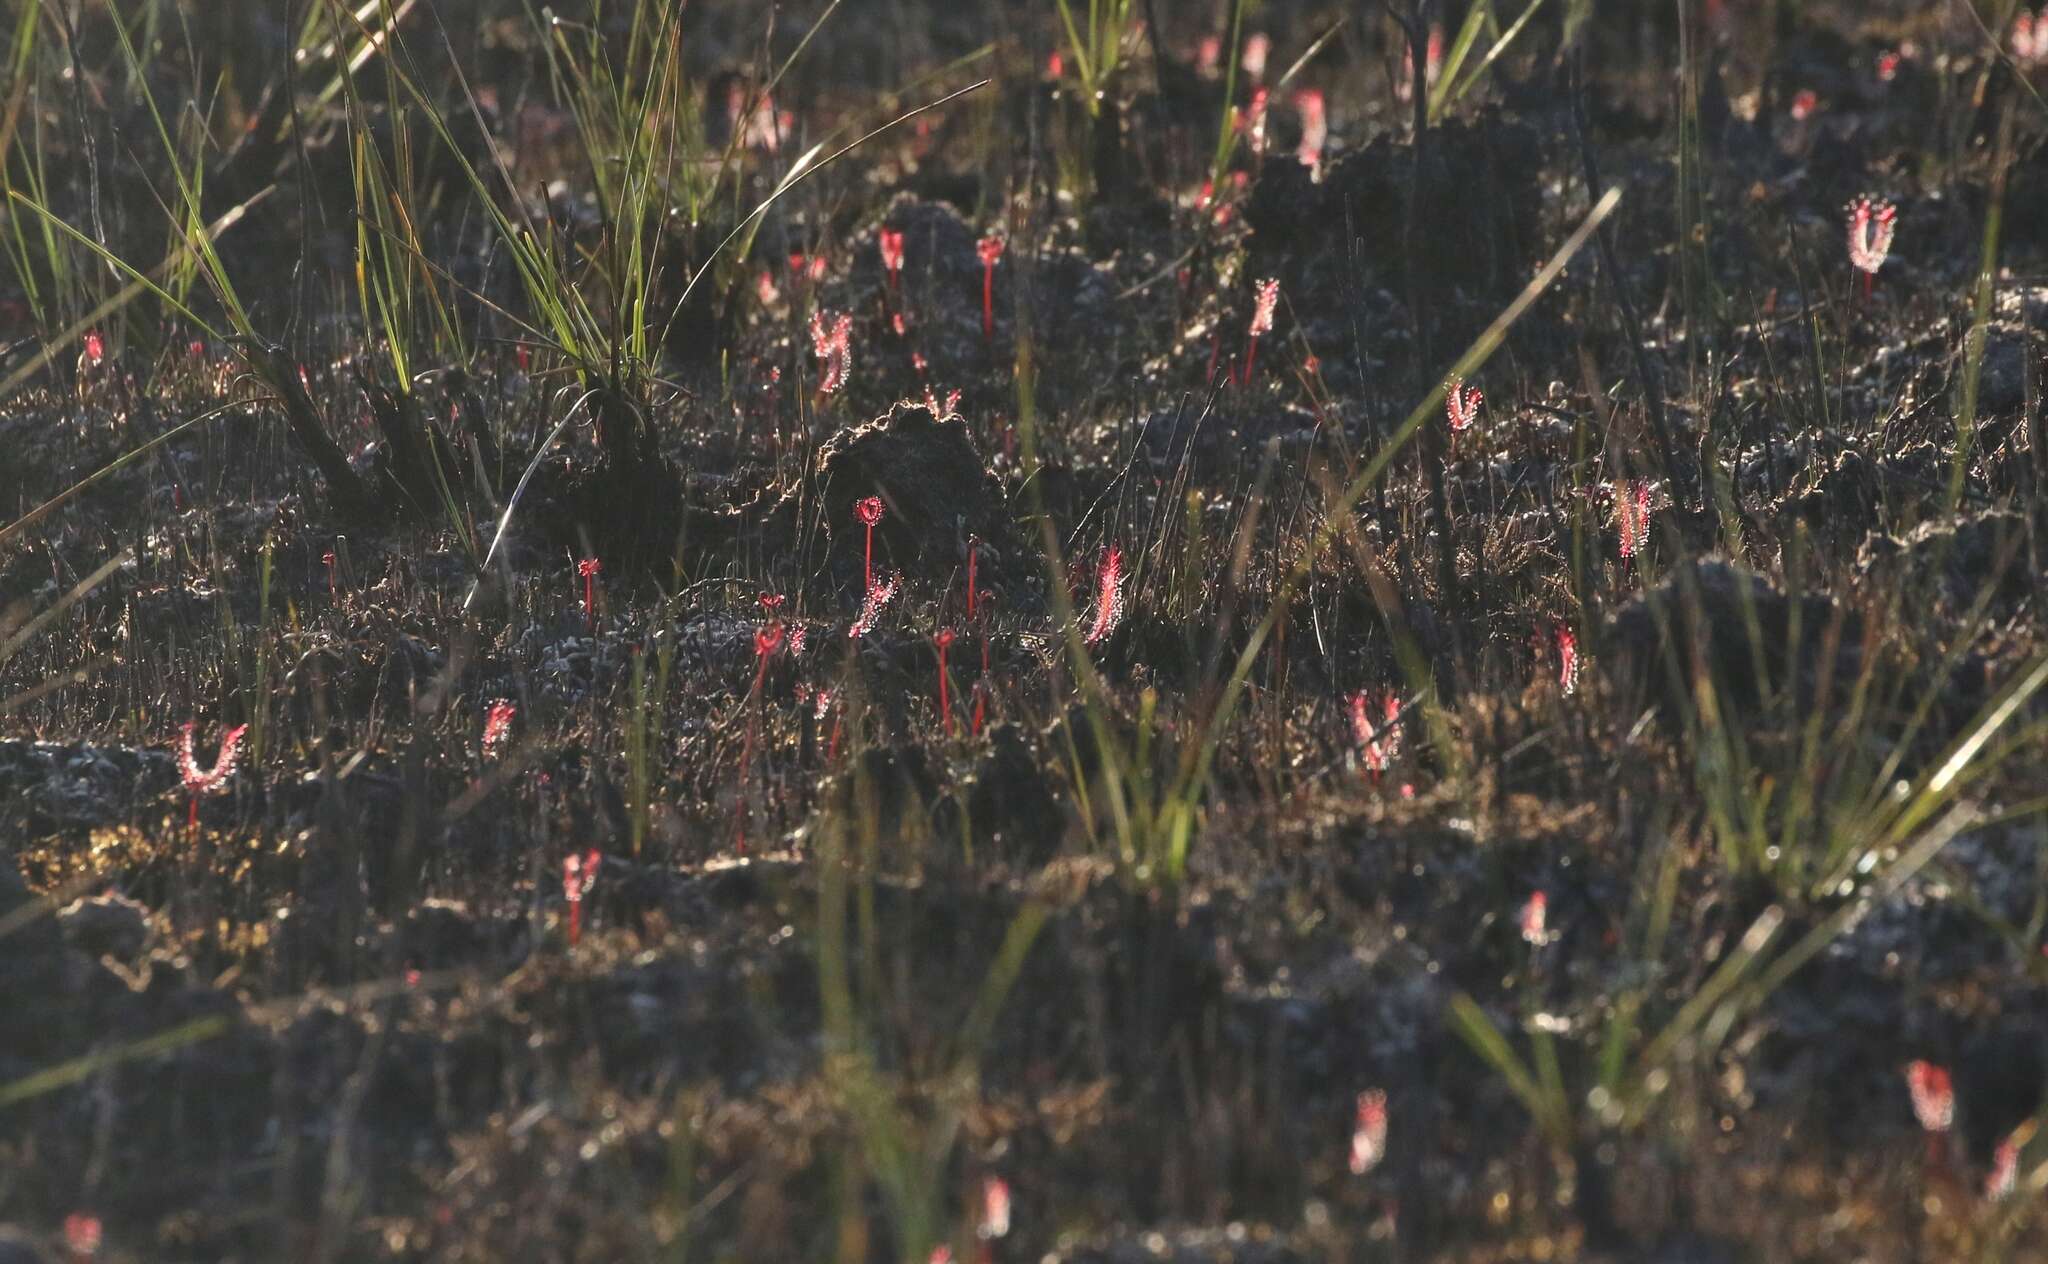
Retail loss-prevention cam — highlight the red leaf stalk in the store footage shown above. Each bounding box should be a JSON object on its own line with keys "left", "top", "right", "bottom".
{"left": 855, "top": 497, "right": 885, "bottom": 591}
{"left": 879, "top": 228, "right": 905, "bottom": 292}
{"left": 977, "top": 235, "right": 1005, "bottom": 341}
{"left": 1242, "top": 278, "right": 1279, "bottom": 386}
{"left": 1084, "top": 545, "right": 1125, "bottom": 646}
{"left": 179, "top": 721, "right": 248, "bottom": 830}
{"left": 578, "top": 558, "right": 601, "bottom": 632}
{"left": 562, "top": 850, "right": 600, "bottom": 947}
{"left": 735, "top": 621, "right": 784, "bottom": 851}
{"left": 935, "top": 628, "right": 956, "bottom": 736}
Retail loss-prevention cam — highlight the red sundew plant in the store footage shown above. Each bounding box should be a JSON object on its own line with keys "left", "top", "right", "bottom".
{"left": 1789, "top": 89, "right": 1818, "bottom": 120}
{"left": 577, "top": 557, "right": 602, "bottom": 632}
{"left": 934, "top": 628, "right": 957, "bottom": 736}
{"left": 1613, "top": 478, "right": 1652, "bottom": 561}
{"left": 756, "top": 269, "right": 780, "bottom": 307}
{"left": 1988, "top": 1132, "right": 2021, "bottom": 1199}
{"left": 855, "top": 496, "right": 886, "bottom": 589}
{"left": 1555, "top": 622, "right": 1580, "bottom": 695}
{"left": 1444, "top": 376, "right": 1482, "bottom": 438}
{"left": 849, "top": 571, "right": 900, "bottom": 638}
{"left": 1295, "top": 88, "right": 1327, "bottom": 169}
{"left": 1846, "top": 194, "right": 1897, "bottom": 300}
{"left": 1242, "top": 277, "right": 1279, "bottom": 385}
{"left": 751, "top": 621, "right": 784, "bottom": 697}
{"left": 64, "top": 1212, "right": 101, "bottom": 1263}
{"left": 1084, "top": 544, "right": 1125, "bottom": 646}
{"left": 178, "top": 721, "right": 248, "bottom": 829}
{"left": 82, "top": 329, "right": 106, "bottom": 368}
{"left": 928, "top": 1248, "right": 953, "bottom": 1264}
{"left": 1349, "top": 691, "right": 1402, "bottom": 778}
{"left": 922, "top": 385, "right": 963, "bottom": 419}
{"left": 1394, "top": 24, "right": 1443, "bottom": 102}
{"left": 976, "top": 234, "right": 1005, "bottom": 341}
{"left": 482, "top": 700, "right": 516, "bottom": 759}
{"left": 561, "top": 849, "right": 600, "bottom": 947}
{"left": 1905, "top": 1060, "right": 1954, "bottom": 1132}
{"left": 1349, "top": 1088, "right": 1389, "bottom": 1175}
{"left": 2017, "top": 9, "right": 2046, "bottom": 63}
{"left": 879, "top": 228, "right": 905, "bottom": 288}
{"left": 1520, "top": 890, "right": 1550, "bottom": 945}
{"left": 813, "top": 685, "right": 844, "bottom": 763}
{"left": 979, "top": 1174, "right": 1011, "bottom": 1239}
{"left": 726, "top": 82, "right": 791, "bottom": 152}
{"left": 789, "top": 251, "right": 828, "bottom": 282}
{"left": 737, "top": 621, "right": 784, "bottom": 840}
{"left": 1245, "top": 86, "right": 1270, "bottom": 155}
{"left": 810, "top": 310, "right": 854, "bottom": 394}
{"left": 1241, "top": 32, "right": 1270, "bottom": 79}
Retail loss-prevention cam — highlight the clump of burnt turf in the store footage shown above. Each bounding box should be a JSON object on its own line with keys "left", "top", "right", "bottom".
{"left": 1244, "top": 113, "right": 1546, "bottom": 336}
{"left": 796, "top": 399, "right": 1027, "bottom": 602}
{"left": 1606, "top": 557, "right": 1863, "bottom": 719}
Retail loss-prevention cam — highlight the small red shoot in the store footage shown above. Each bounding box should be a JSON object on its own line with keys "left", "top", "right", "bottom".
{"left": 178, "top": 720, "right": 248, "bottom": 829}
{"left": 64, "top": 1212, "right": 102, "bottom": 1261}
{"left": 1084, "top": 544, "right": 1125, "bottom": 646}
{"left": 483, "top": 700, "right": 516, "bottom": 759}
{"left": 1349, "top": 1089, "right": 1389, "bottom": 1175}
{"left": 1241, "top": 277, "right": 1279, "bottom": 385}
{"left": 1905, "top": 1061, "right": 1954, "bottom": 1133}
{"left": 1349, "top": 691, "right": 1402, "bottom": 779}
{"left": 578, "top": 557, "right": 602, "bottom": 633}
{"left": 1846, "top": 194, "right": 1897, "bottom": 301}
{"left": 2017, "top": 10, "right": 2045, "bottom": 63}
{"left": 977, "top": 234, "right": 1005, "bottom": 341}
{"left": 1614, "top": 478, "right": 1652, "bottom": 561}
{"left": 1444, "top": 376, "right": 1482, "bottom": 440}
{"left": 810, "top": 309, "right": 854, "bottom": 394}
{"left": 979, "top": 1175, "right": 1011, "bottom": 1239}
{"left": 855, "top": 496, "right": 886, "bottom": 590}
{"left": 562, "top": 850, "right": 600, "bottom": 947}
{"left": 1520, "top": 890, "right": 1550, "bottom": 945}
{"left": 879, "top": 228, "right": 905, "bottom": 289}
{"left": 1242, "top": 32, "right": 1270, "bottom": 79}
{"left": 1555, "top": 622, "right": 1580, "bottom": 696}
{"left": 1988, "top": 1132, "right": 2021, "bottom": 1199}
{"left": 1295, "top": 89, "right": 1327, "bottom": 168}
{"left": 850, "top": 571, "right": 899, "bottom": 638}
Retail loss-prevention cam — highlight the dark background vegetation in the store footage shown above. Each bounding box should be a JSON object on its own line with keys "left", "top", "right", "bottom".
{"left": 4, "top": 0, "right": 2048, "bottom": 1259}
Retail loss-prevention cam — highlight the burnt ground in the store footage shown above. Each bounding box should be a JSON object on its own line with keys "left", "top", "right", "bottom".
{"left": 5, "top": 0, "right": 2048, "bottom": 1260}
